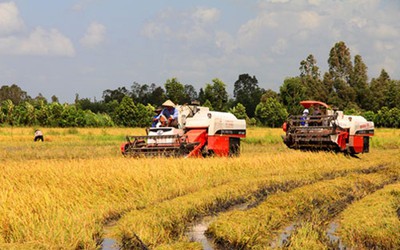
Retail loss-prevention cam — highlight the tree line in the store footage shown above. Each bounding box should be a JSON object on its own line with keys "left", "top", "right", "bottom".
{"left": 1, "top": 41, "right": 399, "bottom": 128}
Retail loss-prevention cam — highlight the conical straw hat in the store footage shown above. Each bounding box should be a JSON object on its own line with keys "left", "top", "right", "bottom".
{"left": 162, "top": 100, "right": 175, "bottom": 107}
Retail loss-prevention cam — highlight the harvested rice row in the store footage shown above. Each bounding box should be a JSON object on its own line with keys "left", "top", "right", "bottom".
{"left": 270, "top": 163, "right": 400, "bottom": 250}
{"left": 207, "top": 170, "right": 397, "bottom": 249}
{"left": 112, "top": 161, "right": 393, "bottom": 249}
{"left": 337, "top": 182, "right": 400, "bottom": 249}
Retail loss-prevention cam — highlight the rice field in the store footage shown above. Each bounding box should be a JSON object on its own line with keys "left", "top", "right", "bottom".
{"left": 0, "top": 127, "right": 399, "bottom": 249}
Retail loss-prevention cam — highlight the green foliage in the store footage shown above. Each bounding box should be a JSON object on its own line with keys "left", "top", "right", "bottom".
{"left": 114, "top": 96, "right": 138, "bottom": 127}
{"left": 328, "top": 41, "right": 353, "bottom": 81}
{"left": 203, "top": 78, "right": 228, "bottom": 111}
{"left": 202, "top": 99, "right": 213, "bottom": 110}
{"left": 102, "top": 87, "right": 130, "bottom": 103}
{"left": 165, "top": 78, "right": 186, "bottom": 104}
{"left": 233, "top": 74, "right": 264, "bottom": 118}
{"left": 299, "top": 54, "right": 328, "bottom": 102}
{"left": 260, "top": 89, "right": 278, "bottom": 102}
{"left": 370, "top": 70, "right": 391, "bottom": 112}
{"left": 229, "top": 103, "right": 248, "bottom": 120}
{"left": 246, "top": 117, "right": 257, "bottom": 126}
{"left": 350, "top": 55, "right": 370, "bottom": 110}
{"left": 279, "top": 77, "right": 306, "bottom": 114}
{"left": 134, "top": 103, "right": 154, "bottom": 127}
{"left": 373, "top": 107, "right": 400, "bottom": 128}
{"left": 113, "top": 97, "right": 153, "bottom": 127}
{"left": 343, "top": 102, "right": 361, "bottom": 115}
{"left": 255, "top": 98, "right": 288, "bottom": 127}
{"left": 362, "top": 111, "right": 375, "bottom": 122}
{"left": 0, "top": 84, "right": 30, "bottom": 105}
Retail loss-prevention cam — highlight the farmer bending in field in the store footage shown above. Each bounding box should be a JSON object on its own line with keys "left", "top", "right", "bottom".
{"left": 34, "top": 129, "right": 44, "bottom": 142}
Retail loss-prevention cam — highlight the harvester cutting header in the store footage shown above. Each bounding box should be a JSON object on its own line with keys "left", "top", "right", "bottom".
{"left": 282, "top": 100, "right": 374, "bottom": 155}
{"left": 121, "top": 100, "right": 246, "bottom": 157}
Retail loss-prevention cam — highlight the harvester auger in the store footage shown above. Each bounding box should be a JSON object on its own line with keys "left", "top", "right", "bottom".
{"left": 121, "top": 103, "right": 246, "bottom": 158}
{"left": 282, "top": 100, "right": 374, "bottom": 154}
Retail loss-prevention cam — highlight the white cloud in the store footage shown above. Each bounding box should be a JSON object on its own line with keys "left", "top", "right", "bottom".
{"left": 368, "top": 24, "right": 400, "bottom": 40}
{"left": 142, "top": 21, "right": 171, "bottom": 39}
{"left": 0, "top": 2, "right": 24, "bottom": 35}
{"left": 299, "top": 11, "right": 321, "bottom": 29}
{"left": 80, "top": 22, "right": 106, "bottom": 48}
{"left": 308, "top": 0, "right": 321, "bottom": 6}
{"left": 0, "top": 27, "right": 75, "bottom": 56}
{"left": 192, "top": 7, "right": 220, "bottom": 24}
{"left": 0, "top": 2, "right": 75, "bottom": 57}
{"left": 382, "top": 56, "right": 396, "bottom": 76}
{"left": 72, "top": 0, "right": 97, "bottom": 12}
{"left": 215, "top": 31, "right": 237, "bottom": 54}
{"left": 237, "top": 12, "right": 278, "bottom": 46}
{"left": 271, "top": 38, "right": 288, "bottom": 54}
{"left": 267, "top": 0, "right": 290, "bottom": 3}
{"left": 348, "top": 17, "right": 367, "bottom": 29}
{"left": 19, "top": 27, "right": 75, "bottom": 56}
{"left": 113, "top": 1, "right": 400, "bottom": 92}
{"left": 374, "top": 41, "right": 395, "bottom": 52}
{"left": 141, "top": 7, "right": 219, "bottom": 45}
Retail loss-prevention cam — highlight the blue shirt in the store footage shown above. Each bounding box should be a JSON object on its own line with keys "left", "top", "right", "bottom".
{"left": 161, "top": 107, "right": 178, "bottom": 120}
{"left": 300, "top": 114, "right": 308, "bottom": 126}
{"left": 151, "top": 115, "right": 159, "bottom": 127}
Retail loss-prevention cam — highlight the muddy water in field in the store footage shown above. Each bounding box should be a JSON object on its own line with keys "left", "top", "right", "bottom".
{"left": 326, "top": 221, "right": 347, "bottom": 249}
{"left": 186, "top": 203, "right": 250, "bottom": 250}
{"left": 270, "top": 221, "right": 348, "bottom": 249}
{"left": 270, "top": 223, "right": 296, "bottom": 248}
{"left": 101, "top": 238, "right": 119, "bottom": 250}
{"left": 186, "top": 216, "right": 217, "bottom": 250}
{"left": 101, "top": 221, "right": 121, "bottom": 250}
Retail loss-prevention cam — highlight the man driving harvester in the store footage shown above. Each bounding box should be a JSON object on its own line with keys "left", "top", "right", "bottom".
{"left": 154, "top": 100, "right": 179, "bottom": 128}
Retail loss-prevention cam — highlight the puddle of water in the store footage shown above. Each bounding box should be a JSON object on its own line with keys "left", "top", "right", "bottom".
{"left": 101, "top": 238, "right": 120, "bottom": 250}
{"left": 270, "top": 223, "right": 296, "bottom": 248}
{"left": 186, "top": 216, "right": 216, "bottom": 250}
{"left": 186, "top": 201, "right": 251, "bottom": 250}
{"left": 270, "top": 221, "right": 349, "bottom": 249}
{"left": 326, "top": 221, "right": 346, "bottom": 250}
{"left": 101, "top": 221, "right": 121, "bottom": 250}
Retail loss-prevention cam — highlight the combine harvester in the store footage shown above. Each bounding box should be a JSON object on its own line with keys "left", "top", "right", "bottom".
{"left": 282, "top": 100, "right": 374, "bottom": 155}
{"left": 121, "top": 103, "right": 246, "bottom": 157}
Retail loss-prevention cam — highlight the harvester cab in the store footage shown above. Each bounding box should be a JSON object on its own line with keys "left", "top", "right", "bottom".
{"left": 282, "top": 100, "right": 374, "bottom": 154}
{"left": 121, "top": 103, "right": 246, "bottom": 157}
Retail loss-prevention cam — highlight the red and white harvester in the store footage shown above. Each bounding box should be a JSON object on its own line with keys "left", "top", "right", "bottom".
{"left": 282, "top": 100, "right": 374, "bottom": 154}
{"left": 121, "top": 103, "right": 246, "bottom": 157}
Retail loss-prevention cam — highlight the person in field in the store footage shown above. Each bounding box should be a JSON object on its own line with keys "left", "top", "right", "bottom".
{"left": 34, "top": 129, "right": 44, "bottom": 142}
{"left": 156, "top": 100, "right": 179, "bottom": 128}
{"left": 310, "top": 104, "right": 323, "bottom": 126}
{"left": 300, "top": 109, "right": 309, "bottom": 127}
{"left": 151, "top": 107, "right": 163, "bottom": 127}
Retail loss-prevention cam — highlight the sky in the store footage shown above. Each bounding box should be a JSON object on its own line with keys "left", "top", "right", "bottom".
{"left": 0, "top": 0, "right": 399, "bottom": 103}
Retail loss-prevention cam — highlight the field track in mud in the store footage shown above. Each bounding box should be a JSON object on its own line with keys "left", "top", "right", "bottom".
{"left": 0, "top": 127, "right": 399, "bottom": 249}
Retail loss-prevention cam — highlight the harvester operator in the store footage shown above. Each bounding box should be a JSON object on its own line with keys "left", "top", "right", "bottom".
{"left": 154, "top": 100, "right": 179, "bottom": 128}
{"left": 310, "top": 104, "right": 322, "bottom": 126}
{"left": 300, "top": 109, "right": 309, "bottom": 127}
